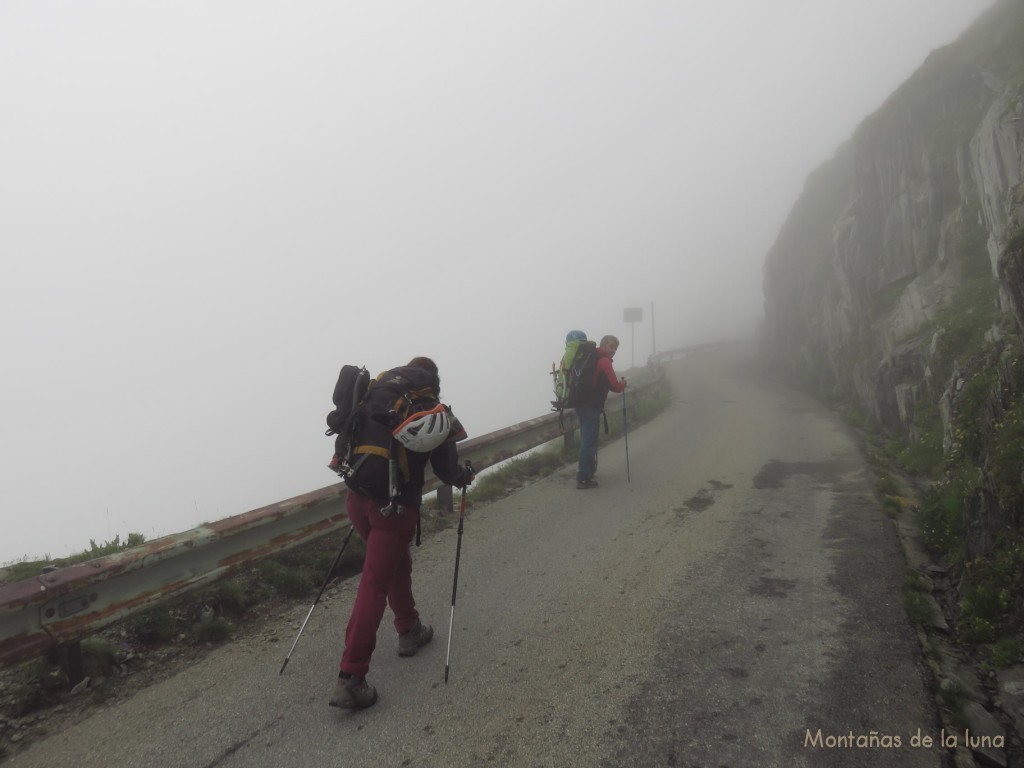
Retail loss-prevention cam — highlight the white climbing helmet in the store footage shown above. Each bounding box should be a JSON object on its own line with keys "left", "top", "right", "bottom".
{"left": 392, "top": 403, "right": 451, "bottom": 452}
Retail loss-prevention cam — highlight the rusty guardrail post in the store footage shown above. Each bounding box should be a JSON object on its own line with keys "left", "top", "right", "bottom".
{"left": 436, "top": 485, "right": 454, "bottom": 514}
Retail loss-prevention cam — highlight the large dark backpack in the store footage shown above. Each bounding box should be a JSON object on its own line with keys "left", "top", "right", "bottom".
{"left": 342, "top": 365, "right": 442, "bottom": 503}
{"left": 325, "top": 364, "right": 371, "bottom": 467}
{"left": 565, "top": 341, "right": 599, "bottom": 408}
{"left": 551, "top": 336, "right": 599, "bottom": 413}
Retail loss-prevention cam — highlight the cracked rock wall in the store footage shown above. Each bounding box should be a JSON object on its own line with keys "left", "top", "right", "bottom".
{"left": 762, "top": 0, "right": 1024, "bottom": 435}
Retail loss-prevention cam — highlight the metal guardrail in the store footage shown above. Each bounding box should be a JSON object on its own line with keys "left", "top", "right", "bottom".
{"left": 0, "top": 367, "right": 671, "bottom": 670}
{"left": 651, "top": 341, "right": 722, "bottom": 364}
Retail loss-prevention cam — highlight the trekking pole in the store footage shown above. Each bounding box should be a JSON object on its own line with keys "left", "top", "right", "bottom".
{"left": 279, "top": 524, "right": 355, "bottom": 675}
{"left": 622, "top": 389, "right": 631, "bottom": 483}
{"left": 444, "top": 461, "right": 473, "bottom": 684}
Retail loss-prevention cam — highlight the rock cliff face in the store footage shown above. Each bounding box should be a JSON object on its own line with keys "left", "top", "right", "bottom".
{"left": 762, "top": 6, "right": 1024, "bottom": 738}
{"left": 762, "top": 0, "right": 1024, "bottom": 436}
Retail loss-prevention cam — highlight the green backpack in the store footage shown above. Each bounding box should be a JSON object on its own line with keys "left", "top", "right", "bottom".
{"left": 550, "top": 331, "right": 598, "bottom": 412}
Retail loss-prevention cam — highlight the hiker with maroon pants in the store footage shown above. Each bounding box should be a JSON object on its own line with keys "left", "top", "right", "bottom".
{"left": 331, "top": 356, "right": 475, "bottom": 710}
{"left": 575, "top": 335, "right": 626, "bottom": 490}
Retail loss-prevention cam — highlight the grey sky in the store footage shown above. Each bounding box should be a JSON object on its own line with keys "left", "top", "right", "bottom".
{"left": 0, "top": 0, "right": 992, "bottom": 563}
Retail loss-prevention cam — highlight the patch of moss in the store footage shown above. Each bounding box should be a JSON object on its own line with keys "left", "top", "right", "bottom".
{"left": 256, "top": 560, "right": 314, "bottom": 598}
{"left": 893, "top": 400, "right": 945, "bottom": 477}
{"left": 190, "top": 617, "right": 233, "bottom": 644}
{"left": 991, "top": 396, "right": 1024, "bottom": 511}
{"left": 902, "top": 583, "right": 934, "bottom": 628}
{"left": 80, "top": 637, "right": 119, "bottom": 680}
{"left": 917, "top": 467, "right": 976, "bottom": 567}
{"left": 1006, "top": 226, "right": 1024, "bottom": 255}
{"left": 991, "top": 636, "right": 1022, "bottom": 668}
{"left": 127, "top": 608, "right": 178, "bottom": 645}
{"left": 955, "top": 368, "right": 999, "bottom": 464}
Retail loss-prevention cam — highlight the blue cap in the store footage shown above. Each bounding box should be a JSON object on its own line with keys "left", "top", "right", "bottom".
{"left": 565, "top": 330, "right": 587, "bottom": 343}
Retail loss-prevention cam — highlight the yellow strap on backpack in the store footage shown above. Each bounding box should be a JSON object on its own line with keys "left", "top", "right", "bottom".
{"left": 351, "top": 442, "right": 411, "bottom": 481}
{"left": 353, "top": 444, "right": 389, "bottom": 460}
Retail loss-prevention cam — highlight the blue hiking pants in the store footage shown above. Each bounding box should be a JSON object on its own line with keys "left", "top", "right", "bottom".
{"left": 575, "top": 405, "right": 601, "bottom": 482}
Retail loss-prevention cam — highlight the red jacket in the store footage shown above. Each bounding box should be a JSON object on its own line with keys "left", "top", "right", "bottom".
{"left": 589, "top": 348, "right": 626, "bottom": 406}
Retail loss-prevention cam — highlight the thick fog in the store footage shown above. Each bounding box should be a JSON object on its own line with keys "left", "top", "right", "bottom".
{"left": 0, "top": 0, "right": 993, "bottom": 564}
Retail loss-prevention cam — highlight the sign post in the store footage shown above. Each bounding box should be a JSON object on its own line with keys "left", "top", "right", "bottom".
{"left": 623, "top": 307, "right": 643, "bottom": 368}
{"left": 650, "top": 300, "right": 656, "bottom": 357}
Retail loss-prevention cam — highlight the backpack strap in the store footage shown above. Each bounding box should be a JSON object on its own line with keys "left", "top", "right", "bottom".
{"left": 352, "top": 442, "right": 412, "bottom": 481}
{"left": 353, "top": 444, "right": 389, "bottom": 459}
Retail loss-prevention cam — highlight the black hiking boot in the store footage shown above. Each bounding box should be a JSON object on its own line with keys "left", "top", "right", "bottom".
{"left": 576, "top": 477, "right": 598, "bottom": 490}
{"left": 398, "top": 619, "right": 433, "bottom": 657}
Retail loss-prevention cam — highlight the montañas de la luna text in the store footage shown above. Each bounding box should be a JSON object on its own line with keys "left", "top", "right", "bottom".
{"left": 804, "top": 729, "right": 1004, "bottom": 750}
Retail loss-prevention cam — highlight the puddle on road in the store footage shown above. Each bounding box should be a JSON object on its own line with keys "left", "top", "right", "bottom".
{"left": 752, "top": 459, "right": 856, "bottom": 489}
{"left": 676, "top": 480, "right": 734, "bottom": 516}
{"left": 681, "top": 489, "right": 714, "bottom": 512}
{"left": 748, "top": 576, "right": 796, "bottom": 598}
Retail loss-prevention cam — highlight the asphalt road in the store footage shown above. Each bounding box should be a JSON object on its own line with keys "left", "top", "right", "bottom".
{"left": 6, "top": 345, "right": 944, "bottom": 768}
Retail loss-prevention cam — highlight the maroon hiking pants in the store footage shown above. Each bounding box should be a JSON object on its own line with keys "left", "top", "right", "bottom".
{"left": 339, "top": 491, "right": 421, "bottom": 678}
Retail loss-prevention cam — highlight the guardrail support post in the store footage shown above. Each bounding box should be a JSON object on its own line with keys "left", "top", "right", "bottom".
{"left": 50, "top": 641, "right": 84, "bottom": 685}
{"left": 562, "top": 411, "right": 577, "bottom": 452}
{"left": 437, "top": 485, "right": 454, "bottom": 514}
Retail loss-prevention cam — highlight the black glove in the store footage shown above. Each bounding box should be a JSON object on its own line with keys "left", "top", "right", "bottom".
{"left": 456, "top": 462, "right": 476, "bottom": 489}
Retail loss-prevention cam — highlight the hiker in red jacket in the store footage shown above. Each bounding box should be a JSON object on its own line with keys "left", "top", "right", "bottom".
{"left": 575, "top": 335, "right": 626, "bottom": 489}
